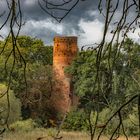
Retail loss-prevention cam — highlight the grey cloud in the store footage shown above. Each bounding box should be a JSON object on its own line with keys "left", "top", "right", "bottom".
{"left": 0, "top": 0, "right": 138, "bottom": 45}
{"left": 19, "top": 0, "right": 98, "bottom": 45}
{"left": 21, "top": 0, "right": 97, "bottom": 21}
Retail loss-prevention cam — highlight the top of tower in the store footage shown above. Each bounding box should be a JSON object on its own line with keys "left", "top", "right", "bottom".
{"left": 54, "top": 36, "right": 77, "bottom": 39}
{"left": 54, "top": 36, "right": 77, "bottom": 43}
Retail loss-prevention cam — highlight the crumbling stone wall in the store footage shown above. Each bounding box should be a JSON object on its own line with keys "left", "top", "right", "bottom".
{"left": 52, "top": 36, "right": 78, "bottom": 114}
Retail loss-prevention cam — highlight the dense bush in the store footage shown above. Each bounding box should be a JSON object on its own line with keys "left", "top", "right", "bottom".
{"left": 97, "top": 107, "right": 139, "bottom": 136}
{"left": 123, "top": 106, "right": 139, "bottom": 136}
{"left": 10, "top": 119, "right": 39, "bottom": 132}
{"left": 0, "top": 84, "right": 21, "bottom": 125}
{"left": 63, "top": 107, "right": 139, "bottom": 136}
{"left": 63, "top": 110, "right": 88, "bottom": 131}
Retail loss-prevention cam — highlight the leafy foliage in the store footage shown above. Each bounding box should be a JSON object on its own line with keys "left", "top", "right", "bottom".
{"left": 10, "top": 119, "right": 39, "bottom": 132}
{"left": 0, "top": 84, "right": 21, "bottom": 125}
{"left": 0, "top": 35, "right": 53, "bottom": 123}
{"left": 63, "top": 110, "right": 88, "bottom": 131}
{"left": 66, "top": 38, "right": 140, "bottom": 136}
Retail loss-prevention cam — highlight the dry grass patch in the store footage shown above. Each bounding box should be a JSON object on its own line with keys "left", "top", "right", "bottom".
{"left": 2, "top": 129, "right": 139, "bottom": 140}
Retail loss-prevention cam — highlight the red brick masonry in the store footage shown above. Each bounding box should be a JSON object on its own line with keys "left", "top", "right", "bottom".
{"left": 52, "top": 36, "right": 78, "bottom": 114}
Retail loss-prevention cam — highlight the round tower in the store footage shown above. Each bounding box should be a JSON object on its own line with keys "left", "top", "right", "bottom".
{"left": 52, "top": 36, "right": 78, "bottom": 114}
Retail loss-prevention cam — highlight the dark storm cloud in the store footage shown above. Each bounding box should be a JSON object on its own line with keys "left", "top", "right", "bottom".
{"left": 0, "top": 0, "right": 139, "bottom": 45}
{"left": 21, "top": 0, "right": 98, "bottom": 22}
{"left": 0, "top": 0, "right": 98, "bottom": 44}
{"left": 19, "top": 0, "right": 98, "bottom": 45}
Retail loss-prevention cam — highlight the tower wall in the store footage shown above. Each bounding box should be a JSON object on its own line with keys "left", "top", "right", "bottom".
{"left": 52, "top": 36, "right": 78, "bottom": 113}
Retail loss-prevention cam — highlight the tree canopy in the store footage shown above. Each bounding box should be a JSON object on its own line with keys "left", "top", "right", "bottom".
{"left": 66, "top": 38, "right": 140, "bottom": 139}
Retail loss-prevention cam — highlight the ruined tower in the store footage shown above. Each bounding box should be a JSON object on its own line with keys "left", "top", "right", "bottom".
{"left": 52, "top": 36, "right": 78, "bottom": 114}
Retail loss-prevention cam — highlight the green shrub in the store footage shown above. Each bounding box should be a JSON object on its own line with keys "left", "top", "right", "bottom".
{"left": 123, "top": 106, "right": 139, "bottom": 136}
{"left": 10, "top": 119, "right": 39, "bottom": 132}
{"left": 97, "top": 107, "right": 139, "bottom": 136}
{"left": 47, "top": 128, "right": 57, "bottom": 137}
{"left": 0, "top": 84, "right": 21, "bottom": 124}
{"left": 97, "top": 108, "right": 121, "bottom": 135}
{"left": 63, "top": 110, "right": 88, "bottom": 131}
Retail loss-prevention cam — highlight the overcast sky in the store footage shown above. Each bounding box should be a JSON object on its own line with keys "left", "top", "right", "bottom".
{"left": 0, "top": 0, "right": 139, "bottom": 47}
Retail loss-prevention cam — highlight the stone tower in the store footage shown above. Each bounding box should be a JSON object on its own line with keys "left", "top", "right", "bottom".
{"left": 52, "top": 36, "right": 78, "bottom": 114}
